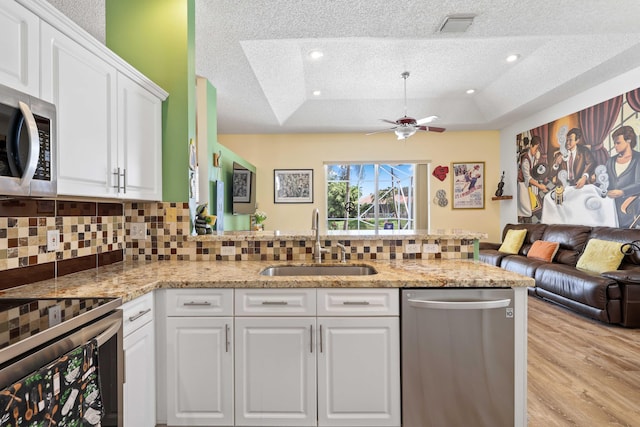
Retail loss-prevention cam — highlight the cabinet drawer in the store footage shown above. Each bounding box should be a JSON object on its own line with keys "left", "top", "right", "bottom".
{"left": 166, "top": 289, "right": 233, "bottom": 317}
{"left": 122, "top": 292, "right": 154, "bottom": 337}
{"left": 317, "top": 288, "right": 399, "bottom": 316}
{"left": 235, "top": 288, "right": 316, "bottom": 316}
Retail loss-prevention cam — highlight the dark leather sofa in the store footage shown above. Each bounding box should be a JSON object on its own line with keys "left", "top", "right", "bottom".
{"left": 479, "top": 223, "right": 640, "bottom": 327}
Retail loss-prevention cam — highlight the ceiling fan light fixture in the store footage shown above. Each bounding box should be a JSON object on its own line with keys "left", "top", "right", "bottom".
{"left": 395, "top": 126, "right": 417, "bottom": 140}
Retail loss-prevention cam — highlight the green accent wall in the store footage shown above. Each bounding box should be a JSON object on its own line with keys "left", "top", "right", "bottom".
{"left": 202, "top": 80, "right": 256, "bottom": 230}
{"left": 105, "top": 0, "right": 195, "bottom": 202}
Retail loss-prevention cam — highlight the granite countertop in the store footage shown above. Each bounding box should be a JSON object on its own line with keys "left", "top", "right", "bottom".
{"left": 0, "top": 260, "right": 533, "bottom": 303}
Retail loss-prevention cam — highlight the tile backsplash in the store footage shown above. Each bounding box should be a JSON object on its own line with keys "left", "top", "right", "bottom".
{"left": 1, "top": 200, "right": 476, "bottom": 290}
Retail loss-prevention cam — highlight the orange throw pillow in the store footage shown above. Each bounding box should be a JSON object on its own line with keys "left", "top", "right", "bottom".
{"left": 527, "top": 240, "right": 560, "bottom": 262}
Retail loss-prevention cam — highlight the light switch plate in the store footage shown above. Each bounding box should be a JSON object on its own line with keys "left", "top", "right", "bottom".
{"left": 48, "top": 305, "right": 62, "bottom": 327}
{"left": 130, "top": 223, "right": 147, "bottom": 240}
{"left": 220, "top": 246, "right": 235, "bottom": 256}
{"left": 404, "top": 243, "right": 421, "bottom": 253}
{"left": 423, "top": 243, "right": 440, "bottom": 253}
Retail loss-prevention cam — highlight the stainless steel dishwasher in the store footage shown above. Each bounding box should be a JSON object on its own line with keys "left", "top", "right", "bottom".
{"left": 401, "top": 288, "right": 515, "bottom": 427}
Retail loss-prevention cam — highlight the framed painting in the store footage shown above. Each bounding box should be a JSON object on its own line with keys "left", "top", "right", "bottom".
{"left": 451, "top": 161, "right": 485, "bottom": 209}
{"left": 274, "top": 169, "right": 314, "bottom": 203}
{"left": 232, "top": 169, "right": 251, "bottom": 203}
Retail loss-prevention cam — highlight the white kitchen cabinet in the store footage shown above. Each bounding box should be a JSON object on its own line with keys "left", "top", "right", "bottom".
{"left": 0, "top": 1, "right": 39, "bottom": 96}
{"left": 165, "top": 289, "right": 234, "bottom": 426}
{"left": 234, "top": 317, "right": 317, "bottom": 426}
{"left": 316, "top": 289, "right": 401, "bottom": 427}
{"left": 40, "top": 21, "right": 118, "bottom": 198}
{"left": 122, "top": 293, "right": 156, "bottom": 427}
{"left": 317, "top": 317, "right": 400, "bottom": 426}
{"left": 115, "top": 72, "right": 162, "bottom": 200}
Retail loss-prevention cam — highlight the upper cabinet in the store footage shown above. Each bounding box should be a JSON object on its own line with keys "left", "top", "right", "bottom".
{"left": 5, "top": 0, "right": 168, "bottom": 201}
{"left": 40, "top": 21, "right": 119, "bottom": 198}
{"left": 0, "top": 1, "right": 39, "bottom": 96}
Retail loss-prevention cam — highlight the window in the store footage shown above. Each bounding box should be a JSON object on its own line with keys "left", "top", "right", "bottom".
{"left": 326, "top": 163, "right": 416, "bottom": 231}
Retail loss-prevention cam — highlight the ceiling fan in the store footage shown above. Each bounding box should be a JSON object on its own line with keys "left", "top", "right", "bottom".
{"left": 367, "top": 71, "right": 445, "bottom": 140}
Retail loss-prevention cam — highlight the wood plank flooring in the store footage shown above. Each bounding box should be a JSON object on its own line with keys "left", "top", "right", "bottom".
{"left": 527, "top": 296, "right": 640, "bottom": 426}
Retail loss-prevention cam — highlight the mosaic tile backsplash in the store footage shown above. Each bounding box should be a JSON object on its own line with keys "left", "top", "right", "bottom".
{"left": 1, "top": 200, "right": 475, "bottom": 289}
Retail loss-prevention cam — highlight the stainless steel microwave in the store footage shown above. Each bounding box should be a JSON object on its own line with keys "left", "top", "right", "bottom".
{"left": 0, "top": 83, "right": 56, "bottom": 197}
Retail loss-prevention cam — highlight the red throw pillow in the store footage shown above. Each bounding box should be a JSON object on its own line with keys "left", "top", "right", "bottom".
{"left": 527, "top": 240, "right": 560, "bottom": 262}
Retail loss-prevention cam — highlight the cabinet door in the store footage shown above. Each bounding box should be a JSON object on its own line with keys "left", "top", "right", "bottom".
{"left": 166, "top": 317, "right": 234, "bottom": 426}
{"left": 235, "top": 317, "right": 316, "bottom": 426}
{"left": 41, "top": 22, "right": 117, "bottom": 198}
{"left": 317, "top": 317, "right": 401, "bottom": 427}
{"left": 0, "top": 1, "right": 39, "bottom": 95}
{"left": 123, "top": 320, "right": 156, "bottom": 427}
{"left": 117, "top": 73, "right": 162, "bottom": 200}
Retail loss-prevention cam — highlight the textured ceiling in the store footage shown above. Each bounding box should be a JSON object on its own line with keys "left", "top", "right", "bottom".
{"left": 48, "top": 0, "right": 640, "bottom": 134}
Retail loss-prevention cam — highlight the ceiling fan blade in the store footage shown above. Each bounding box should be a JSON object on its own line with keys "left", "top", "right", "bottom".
{"left": 380, "top": 119, "right": 398, "bottom": 125}
{"left": 415, "top": 115, "right": 439, "bottom": 125}
{"left": 366, "top": 127, "right": 396, "bottom": 136}
{"left": 417, "top": 126, "right": 446, "bottom": 133}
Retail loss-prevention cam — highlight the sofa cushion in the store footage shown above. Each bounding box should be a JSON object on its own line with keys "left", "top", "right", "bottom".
{"left": 527, "top": 240, "right": 560, "bottom": 262}
{"left": 534, "top": 263, "right": 618, "bottom": 310}
{"left": 540, "top": 224, "right": 592, "bottom": 266}
{"left": 576, "top": 239, "right": 625, "bottom": 274}
{"left": 590, "top": 226, "right": 640, "bottom": 267}
{"left": 501, "top": 223, "right": 548, "bottom": 255}
{"left": 501, "top": 255, "right": 548, "bottom": 278}
{"left": 478, "top": 249, "right": 505, "bottom": 267}
{"left": 499, "top": 229, "right": 527, "bottom": 254}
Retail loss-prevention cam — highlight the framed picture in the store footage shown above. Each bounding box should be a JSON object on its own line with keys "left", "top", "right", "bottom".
{"left": 451, "top": 161, "right": 485, "bottom": 209}
{"left": 274, "top": 169, "right": 314, "bottom": 203}
{"left": 232, "top": 169, "right": 251, "bottom": 203}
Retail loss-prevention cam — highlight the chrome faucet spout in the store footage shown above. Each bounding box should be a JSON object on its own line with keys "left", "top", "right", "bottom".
{"left": 311, "top": 208, "right": 328, "bottom": 262}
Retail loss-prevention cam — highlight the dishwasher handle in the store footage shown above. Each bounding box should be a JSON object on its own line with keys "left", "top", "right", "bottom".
{"left": 407, "top": 298, "right": 511, "bottom": 310}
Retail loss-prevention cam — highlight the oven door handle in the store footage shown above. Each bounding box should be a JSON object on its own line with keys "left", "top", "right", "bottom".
{"left": 96, "top": 316, "right": 123, "bottom": 346}
{"left": 17, "top": 101, "right": 40, "bottom": 188}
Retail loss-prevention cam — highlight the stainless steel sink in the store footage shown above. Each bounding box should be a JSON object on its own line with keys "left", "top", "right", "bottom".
{"left": 260, "top": 264, "right": 378, "bottom": 276}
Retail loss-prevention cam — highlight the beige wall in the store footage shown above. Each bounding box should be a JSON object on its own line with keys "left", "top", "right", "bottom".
{"left": 221, "top": 130, "right": 503, "bottom": 241}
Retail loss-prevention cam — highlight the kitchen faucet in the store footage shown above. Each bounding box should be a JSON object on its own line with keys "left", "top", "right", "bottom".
{"left": 311, "top": 208, "right": 328, "bottom": 262}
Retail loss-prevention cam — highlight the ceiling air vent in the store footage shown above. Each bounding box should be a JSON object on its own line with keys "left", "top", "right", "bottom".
{"left": 438, "top": 14, "right": 475, "bottom": 33}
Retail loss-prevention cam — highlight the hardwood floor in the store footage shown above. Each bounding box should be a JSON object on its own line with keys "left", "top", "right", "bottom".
{"left": 527, "top": 296, "right": 640, "bottom": 426}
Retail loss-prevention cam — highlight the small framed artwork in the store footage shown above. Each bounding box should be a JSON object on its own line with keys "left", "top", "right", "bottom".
{"left": 451, "top": 161, "right": 485, "bottom": 209}
{"left": 233, "top": 169, "right": 251, "bottom": 203}
{"left": 274, "top": 169, "right": 314, "bottom": 203}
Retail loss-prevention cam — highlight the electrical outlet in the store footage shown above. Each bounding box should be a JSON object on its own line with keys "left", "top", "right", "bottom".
{"left": 423, "top": 243, "right": 440, "bottom": 253}
{"left": 404, "top": 243, "right": 421, "bottom": 253}
{"left": 220, "top": 246, "right": 235, "bottom": 256}
{"left": 130, "top": 223, "right": 147, "bottom": 240}
{"left": 47, "top": 230, "right": 60, "bottom": 251}
{"left": 48, "top": 305, "right": 62, "bottom": 327}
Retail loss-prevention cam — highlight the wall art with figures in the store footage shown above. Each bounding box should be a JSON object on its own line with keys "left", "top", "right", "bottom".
{"left": 517, "top": 87, "right": 640, "bottom": 229}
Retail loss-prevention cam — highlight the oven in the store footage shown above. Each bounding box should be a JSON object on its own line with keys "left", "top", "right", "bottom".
{"left": 0, "top": 82, "right": 56, "bottom": 197}
{"left": 0, "top": 297, "right": 122, "bottom": 426}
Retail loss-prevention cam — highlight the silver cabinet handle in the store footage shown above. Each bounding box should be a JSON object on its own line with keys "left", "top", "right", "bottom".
{"left": 225, "top": 324, "right": 230, "bottom": 353}
{"left": 408, "top": 298, "right": 511, "bottom": 310}
{"left": 310, "top": 324, "right": 313, "bottom": 353}
{"left": 113, "top": 167, "right": 121, "bottom": 191}
{"left": 122, "top": 168, "right": 127, "bottom": 194}
{"left": 128, "top": 308, "right": 151, "bottom": 322}
{"left": 183, "top": 301, "right": 212, "bottom": 306}
{"left": 343, "top": 301, "right": 370, "bottom": 305}
{"left": 17, "top": 101, "right": 40, "bottom": 188}
{"left": 261, "top": 301, "right": 288, "bottom": 305}
{"left": 319, "top": 324, "right": 323, "bottom": 353}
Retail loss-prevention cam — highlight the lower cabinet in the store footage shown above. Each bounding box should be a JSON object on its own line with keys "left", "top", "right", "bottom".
{"left": 165, "top": 289, "right": 234, "bottom": 426}
{"left": 122, "top": 293, "right": 156, "bottom": 427}
{"left": 163, "top": 288, "right": 400, "bottom": 427}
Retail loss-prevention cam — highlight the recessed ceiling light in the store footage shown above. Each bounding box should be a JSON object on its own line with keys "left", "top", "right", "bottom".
{"left": 309, "top": 50, "right": 324, "bottom": 60}
{"left": 312, "top": 90, "right": 322, "bottom": 96}
{"left": 466, "top": 89, "right": 476, "bottom": 94}
{"left": 506, "top": 54, "right": 520, "bottom": 63}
